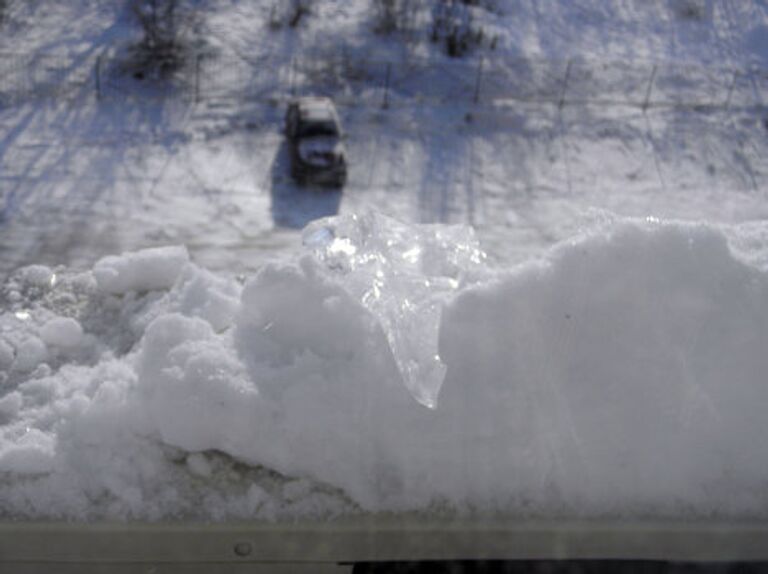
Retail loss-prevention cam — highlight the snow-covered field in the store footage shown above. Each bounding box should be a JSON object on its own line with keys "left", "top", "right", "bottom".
{"left": 2, "top": 0, "right": 768, "bottom": 520}
{"left": 1, "top": 0, "right": 768, "bottom": 276}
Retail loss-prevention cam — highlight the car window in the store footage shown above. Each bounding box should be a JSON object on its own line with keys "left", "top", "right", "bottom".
{"left": 299, "top": 120, "right": 339, "bottom": 138}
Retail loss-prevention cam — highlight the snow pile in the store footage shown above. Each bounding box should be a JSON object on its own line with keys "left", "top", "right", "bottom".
{"left": 93, "top": 246, "right": 190, "bottom": 295}
{"left": 1, "top": 213, "right": 768, "bottom": 520}
{"left": 439, "top": 222, "right": 768, "bottom": 514}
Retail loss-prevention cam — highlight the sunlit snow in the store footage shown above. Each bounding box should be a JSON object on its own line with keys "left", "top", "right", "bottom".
{"left": 1, "top": 214, "right": 768, "bottom": 520}
{"left": 2, "top": 0, "right": 768, "bottom": 523}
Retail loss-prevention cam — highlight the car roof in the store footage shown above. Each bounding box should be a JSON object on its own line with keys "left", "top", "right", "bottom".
{"left": 295, "top": 97, "right": 338, "bottom": 122}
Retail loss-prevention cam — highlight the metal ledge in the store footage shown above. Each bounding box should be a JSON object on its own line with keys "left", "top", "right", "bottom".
{"left": 2, "top": 517, "right": 768, "bottom": 568}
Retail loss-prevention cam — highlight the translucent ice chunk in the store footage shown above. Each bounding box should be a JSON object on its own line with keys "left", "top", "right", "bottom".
{"left": 303, "top": 212, "right": 488, "bottom": 408}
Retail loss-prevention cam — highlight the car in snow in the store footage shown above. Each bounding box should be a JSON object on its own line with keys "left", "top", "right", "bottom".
{"left": 284, "top": 96, "right": 348, "bottom": 188}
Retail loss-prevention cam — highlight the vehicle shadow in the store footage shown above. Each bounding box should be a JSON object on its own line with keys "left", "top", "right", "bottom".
{"left": 269, "top": 140, "right": 342, "bottom": 229}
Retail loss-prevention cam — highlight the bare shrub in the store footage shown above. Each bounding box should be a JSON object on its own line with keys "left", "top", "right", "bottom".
{"left": 431, "top": 0, "right": 486, "bottom": 58}
{"left": 373, "top": 0, "right": 420, "bottom": 35}
{"left": 268, "top": 0, "right": 311, "bottom": 31}
{"left": 288, "top": 0, "right": 311, "bottom": 28}
{"left": 128, "top": 0, "right": 198, "bottom": 79}
{"left": 268, "top": 4, "right": 282, "bottom": 30}
{"left": 462, "top": 0, "right": 501, "bottom": 14}
{"left": 671, "top": 0, "right": 707, "bottom": 21}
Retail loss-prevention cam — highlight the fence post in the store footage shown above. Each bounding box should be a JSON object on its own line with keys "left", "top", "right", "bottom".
{"left": 559, "top": 59, "right": 572, "bottom": 109}
{"left": 382, "top": 62, "right": 391, "bottom": 109}
{"left": 194, "top": 53, "right": 202, "bottom": 104}
{"left": 724, "top": 69, "right": 739, "bottom": 111}
{"left": 290, "top": 57, "right": 297, "bottom": 96}
{"left": 473, "top": 55, "right": 484, "bottom": 104}
{"left": 95, "top": 54, "right": 102, "bottom": 100}
{"left": 643, "top": 65, "right": 657, "bottom": 111}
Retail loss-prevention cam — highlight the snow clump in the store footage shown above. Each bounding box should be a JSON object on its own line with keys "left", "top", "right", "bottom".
{"left": 40, "top": 317, "right": 84, "bottom": 349}
{"left": 93, "top": 245, "right": 189, "bottom": 295}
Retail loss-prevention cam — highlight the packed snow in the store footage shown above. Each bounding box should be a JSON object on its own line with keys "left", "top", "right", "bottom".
{"left": 93, "top": 246, "right": 190, "bottom": 295}
{"left": 1, "top": 213, "right": 768, "bottom": 520}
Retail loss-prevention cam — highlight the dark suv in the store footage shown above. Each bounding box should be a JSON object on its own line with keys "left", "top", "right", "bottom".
{"left": 284, "top": 97, "right": 348, "bottom": 187}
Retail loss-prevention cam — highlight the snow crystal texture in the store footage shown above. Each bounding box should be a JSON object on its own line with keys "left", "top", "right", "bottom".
{"left": 1, "top": 213, "right": 768, "bottom": 520}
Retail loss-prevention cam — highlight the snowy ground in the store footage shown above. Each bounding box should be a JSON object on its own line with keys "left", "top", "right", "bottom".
{"left": 2, "top": 0, "right": 768, "bottom": 520}
{"left": 1, "top": 0, "right": 768, "bottom": 278}
{"left": 2, "top": 89, "right": 768, "bottom": 278}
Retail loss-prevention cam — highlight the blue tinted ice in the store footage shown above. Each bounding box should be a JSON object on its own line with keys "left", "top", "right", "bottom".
{"left": 303, "top": 212, "right": 488, "bottom": 408}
